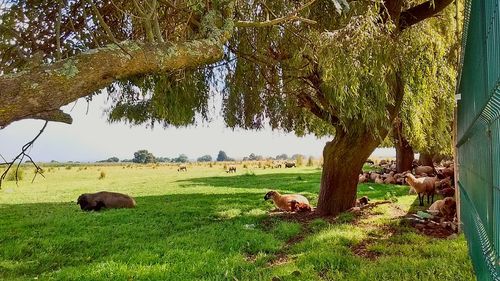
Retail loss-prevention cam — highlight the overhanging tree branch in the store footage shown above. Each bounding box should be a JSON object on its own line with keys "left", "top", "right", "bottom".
{"left": 297, "top": 92, "right": 339, "bottom": 125}
{"left": 235, "top": 15, "right": 317, "bottom": 27}
{"left": 399, "top": 0, "right": 454, "bottom": 30}
{"left": 0, "top": 14, "right": 234, "bottom": 128}
{"left": 235, "top": 0, "right": 317, "bottom": 27}
{"left": 28, "top": 109, "right": 73, "bottom": 124}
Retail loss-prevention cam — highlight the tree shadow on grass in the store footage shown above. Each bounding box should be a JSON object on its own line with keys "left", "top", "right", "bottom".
{"left": 178, "top": 172, "right": 411, "bottom": 201}
{"left": 177, "top": 171, "right": 322, "bottom": 194}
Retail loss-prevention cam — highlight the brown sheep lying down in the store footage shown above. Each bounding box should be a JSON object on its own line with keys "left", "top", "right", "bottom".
{"left": 264, "top": 191, "right": 311, "bottom": 212}
{"left": 414, "top": 165, "right": 435, "bottom": 176}
{"left": 77, "top": 191, "right": 136, "bottom": 211}
{"left": 428, "top": 197, "right": 456, "bottom": 217}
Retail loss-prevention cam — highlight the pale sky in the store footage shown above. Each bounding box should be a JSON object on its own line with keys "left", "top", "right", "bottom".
{"left": 0, "top": 93, "right": 395, "bottom": 163}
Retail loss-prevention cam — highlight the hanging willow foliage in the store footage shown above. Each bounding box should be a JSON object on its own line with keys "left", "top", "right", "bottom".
{"left": 398, "top": 6, "right": 458, "bottom": 156}
{"left": 316, "top": 12, "right": 398, "bottom": 136}
{"left": 106, "top": 70, "right": 210, "bottom": 128}
{"left": 222, "top": 2, "right": 398, "bottom": 138}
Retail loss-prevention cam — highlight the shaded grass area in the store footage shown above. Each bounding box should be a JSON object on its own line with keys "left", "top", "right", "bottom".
{"left": 362, "top": 164, "right": 384, "bottom": 173}
{"left": 179, "top": 170, "right": 409, "bottom": 204}
{"left": 0, "top": 166, "right": 474, "bottom": 280}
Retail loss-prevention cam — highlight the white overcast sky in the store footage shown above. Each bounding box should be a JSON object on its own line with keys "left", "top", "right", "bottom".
{"left": 0, "top": 93, "right": 395, "bottom": 162}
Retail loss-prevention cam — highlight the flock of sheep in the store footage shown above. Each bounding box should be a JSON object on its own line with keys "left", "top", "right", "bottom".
{"left": 359, "top": 159, "right": 456, "bottom": 217}
{"left": 174, "top": 161, "right": 297, "bottom": 173}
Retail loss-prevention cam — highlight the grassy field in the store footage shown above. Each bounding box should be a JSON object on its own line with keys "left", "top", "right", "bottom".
{"left": 0, "top": 164, "right": 474, "bottom": 280}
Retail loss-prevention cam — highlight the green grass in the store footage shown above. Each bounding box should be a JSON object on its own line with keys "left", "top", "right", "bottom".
{"left": 0, "top": 165, "right": 474, "bottom": 280}
{"left": 362, "top": 164, "right": 383, "bottom": 173}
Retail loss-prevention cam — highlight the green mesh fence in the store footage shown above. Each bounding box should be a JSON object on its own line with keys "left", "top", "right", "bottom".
{"left": 457, "top": 0, "right": 500, "bottom": 280}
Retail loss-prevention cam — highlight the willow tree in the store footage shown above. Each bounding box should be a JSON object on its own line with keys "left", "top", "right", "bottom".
{"left": 388, "top": 6, "right": 458, "bottom": 172}
{"left": 0, "top": 0, "right": 454, "bottom": 215}
{"left": 223, "top": 0, "right": 455, "bottom": 214}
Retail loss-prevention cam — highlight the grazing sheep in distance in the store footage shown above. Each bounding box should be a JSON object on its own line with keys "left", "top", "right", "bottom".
{"left": 405, "top": 173, "right": 438, "bottom": 206}
{"left": 178, "top": 165, "right": 187, "bottom": 172}
{"left": 77, "top": 191, "right": 136, "bottom": 211}
{"left": 264, "top": 191, "right": 311, "bottom": 212}
{"left": 442, "top": 160, "right": 454, "bottom": 168}
{"left": 226, "top": 165, "right": 237, "bottom": 173}
{"left": 383, "top": 171, "right": 396, "bottom": 184}
{"left": 437, "top": 166, "right": 454, "bottom": 179}
{"left": 438, "top": 187, "right": 455, "bottom": 198}
{"left": 369, "top": 172, "right": 380, "bottom": 181}
{"left": 356, "top": 196, "right": 370, "bottom": 207}
{"left": 394, "top": 173, "right": 406, "bottom": 185}
{"left": 358, "top": 173, "right": 369, "bottom": 183}
{"left": 435, "top": 177, "right": 452, "bottom": 190}
{"left": 284, "top": 162, "right": 296, "bottom": 168}
{"left": 389, "top": 163, "right": 396, "bottom": 171}
{"left": 415, "top": 165, "right": 435, "bottom": 176}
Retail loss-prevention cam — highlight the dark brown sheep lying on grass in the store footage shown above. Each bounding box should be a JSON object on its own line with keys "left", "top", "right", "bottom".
{"left": 77, "top": 191, "right": 136, "bottom": 211}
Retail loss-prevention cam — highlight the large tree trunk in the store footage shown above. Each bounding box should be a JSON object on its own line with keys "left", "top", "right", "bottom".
{"left": 395, "top": 139, "right": 414, "bottom": 172}
{"left": 393, "top": 119, "right": 414, "bottom": 173}
{"left": 419, "top": 152, "right": 434, "bottom": 166}
{"left": 316, "top": 68, "right": 404, "bottom": 216}
{"left": 316, "top": 129, "right": 380, "bottom": 215}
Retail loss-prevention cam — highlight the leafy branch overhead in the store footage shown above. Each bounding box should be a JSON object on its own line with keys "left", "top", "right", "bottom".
{"left": 0, "top": 0, "right": 453, "bottom": 129}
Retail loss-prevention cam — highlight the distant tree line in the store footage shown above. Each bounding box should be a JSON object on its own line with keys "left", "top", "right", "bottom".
{"left": 197, "top": 155, "right": 212, "bottom": 162}
{"left": 97, "top": 150, "right": 311, "bottom": 164}
{"left": 216, "top": 151, "right": 234, "bottom": 162}
{"left": 97, "top": 150, "right": 189, "bottom": 164}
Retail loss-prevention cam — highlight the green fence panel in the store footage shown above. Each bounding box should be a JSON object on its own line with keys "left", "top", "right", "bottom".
{"left": 492, "top": 118, "right": 500, "bottom": 260}
{"left": 457, "top": 0, "right": 500, "bottom": 280}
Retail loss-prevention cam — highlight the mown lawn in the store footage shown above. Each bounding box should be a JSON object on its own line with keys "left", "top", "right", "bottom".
{"left": 0, "top": 164, "right": 474, "bottom": 280}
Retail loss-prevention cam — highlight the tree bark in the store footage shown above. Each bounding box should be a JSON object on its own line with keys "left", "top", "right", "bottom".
{"left": 0, "top": 18, "right": 234, "bottom": 128}
{"left": 316, "top": 69, "right": 404, "bottom": 216}
{"left": 419, "top": 152, "right": 434, "bottom": 166}
{"left": 393, "top": 119, "right": 414, "bottom": 173}
{"left": 316, "top": 129, "right": 380, "bottom": 216}
{"left": 399, "top": 0, "right": 454, "bottom": 30}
